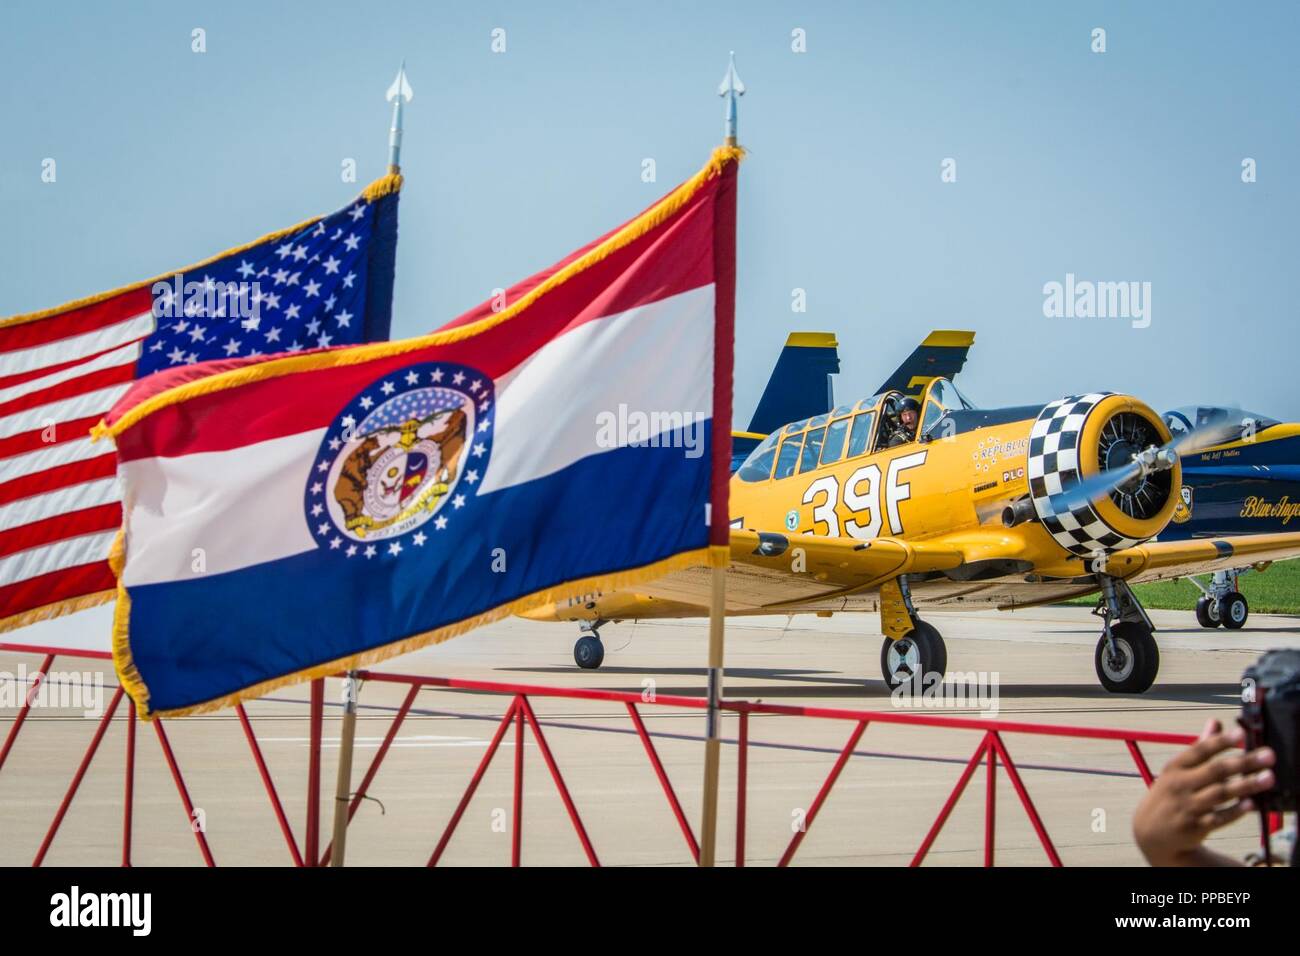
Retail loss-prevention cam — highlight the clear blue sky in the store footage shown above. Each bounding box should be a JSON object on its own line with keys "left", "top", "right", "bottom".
{"left": 3, "top": 0, "right": 1298, "bottom": 420}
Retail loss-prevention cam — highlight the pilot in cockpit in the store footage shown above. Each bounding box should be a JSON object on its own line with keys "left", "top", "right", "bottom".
{"left": 885, "top": 396, "right": 921, "bottom": 448}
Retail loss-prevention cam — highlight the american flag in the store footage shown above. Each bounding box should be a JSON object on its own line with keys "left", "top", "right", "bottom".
{"left": 0, "top": 176, "right": 401, "bottom": 635}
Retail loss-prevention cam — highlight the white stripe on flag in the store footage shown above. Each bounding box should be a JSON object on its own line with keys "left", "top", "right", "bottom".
{"left": 0, "top": 530, "right": 118, "bottom": 588}
{"left": 0, "top": 311, "right": 154, "bottom": 379}
{"left": 0, "top": 476, "right": 120, "bottom": 530}
{"left": 117, "top": 286, "right": 715, "bottom": 587}
{"left": 0, "top": 382, "right": 133, "bottom": 438}
{"left": 2, "top": 437, "right": 110, "bottom": 482}
{"left": 480, "top": 284, "right": 714, "bottom": 495}
{"left": 121, "top": 429, "right": 325, "bottom": 587}
{"left": 0, "top": 341, "right": 141, "bottom": 407}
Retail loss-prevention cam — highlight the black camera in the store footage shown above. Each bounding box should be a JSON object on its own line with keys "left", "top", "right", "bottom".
{"left": 1240, "top": 649, "right": 1300, "bottom": 813}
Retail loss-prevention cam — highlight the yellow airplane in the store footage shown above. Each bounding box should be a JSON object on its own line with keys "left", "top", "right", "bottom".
{"left": 730, "top": 329, "right": 975, "bottom": 471}
{"left": 527, "top": 377, "right": 1300, "bottom": 694}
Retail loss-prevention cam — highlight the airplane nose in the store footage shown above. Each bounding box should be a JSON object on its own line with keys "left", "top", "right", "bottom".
{"left": 1026, "top": 393, "right": 1177, "bottom": 555}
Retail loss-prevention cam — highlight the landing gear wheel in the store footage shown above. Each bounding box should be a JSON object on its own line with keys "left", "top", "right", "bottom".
{"left": 1094, "top": 622, "right": 1159, "bottom": 694}
{"left": 1195, "top": 595, "right": 1221, "bottom": 629}
{"left": 1217, "top": 592, "right": 1248, "bottom": 630}
{"left": 573, "top": 634, "right": 605, "bottom": 669}
{"left": 880, "top": 621, "right": 947, "bottom": 689}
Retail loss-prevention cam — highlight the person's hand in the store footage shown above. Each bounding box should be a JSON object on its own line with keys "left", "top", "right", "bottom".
{"left": 1133, "top": 718, "right": 1276, "bottom": 866}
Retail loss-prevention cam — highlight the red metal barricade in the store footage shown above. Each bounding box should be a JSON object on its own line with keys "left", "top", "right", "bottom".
{"left": 0, "top": 645, "right": 1201, "bottom": 867}
{"left": 1, "top": 645, "right": 301, "bottom": 867}
{"left": 718, "top": 697, "right": 1190, "bottom": 866}
{"left": 348, "top": 671, "right": 1196, "bottom": 867}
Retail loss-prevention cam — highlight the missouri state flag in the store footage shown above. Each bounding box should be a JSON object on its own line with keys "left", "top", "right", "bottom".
{"left": 0, "top": 174, "right": 402, "bottom": 638}
{"left": 101, "top": 147, "right": 740, "bottom": 718}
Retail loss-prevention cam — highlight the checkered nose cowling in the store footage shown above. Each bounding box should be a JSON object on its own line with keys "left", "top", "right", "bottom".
{"left": 1027, "top": 393, "right": 1148, "bottom": 557}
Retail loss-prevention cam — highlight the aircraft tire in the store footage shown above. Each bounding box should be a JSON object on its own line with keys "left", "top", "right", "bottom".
{"left": 574, "top": 635, "right": 605, "bottom": 669}
{"left": 1094, "top": 622, "right": 1159, "bottom": 694}
{"left": 1195, "top": 596, "right": 1221, "bottom": 629}
{"left": 880, "top": 621, "right": 947, "bottom": 689}
{"left": 1217, "top": 592, "right": 1249, "bottom": 630}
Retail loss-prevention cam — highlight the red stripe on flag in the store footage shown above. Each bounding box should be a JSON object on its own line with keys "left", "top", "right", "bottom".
{"left": 0, "top": 414, "right": 104, "bottom": 460}
{"left": 0, "top": 287, "right": 152, "bottom": 354}
{"left": 0, "top": 560, "right": 117, "bottom": 624}
{"left": 0, "top": 452, "right": 118, "bottom": 506}
{"left": 0, "top": 342, "right": 144, "bottom": 392}
{"left": 112, "top": 180, "right": 720, "bottom": 462}
{"left": 437, "top": 198, "right": 712, "bottom": 334}
{"left": 434, "top": 195, "right": 655, "bottom": 331}
{"left": 0, "top": 361, "right": 136, "bottom": 418}
{"left": 0, "top": 502, "right": 121, "bottom": 560}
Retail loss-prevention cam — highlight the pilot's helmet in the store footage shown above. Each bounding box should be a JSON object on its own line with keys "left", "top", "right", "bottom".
{"left": 899, "top": 397, "right": 921, "bottom": 416}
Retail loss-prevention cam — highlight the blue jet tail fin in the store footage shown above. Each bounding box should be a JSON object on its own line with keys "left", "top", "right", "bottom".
{"left": 732, "top": 332, "right": 840, "bottom": 473}
{"left": 747, "top": 332, "right": 840, "bottom": 434}
{"left": 875, "top": 330, "right": 976, "bottom": 400}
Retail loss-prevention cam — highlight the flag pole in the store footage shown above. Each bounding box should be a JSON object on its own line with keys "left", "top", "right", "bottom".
{"left": 385, "top": 60, "right": 413, "bottom": 175}
{"left": 720, "top": 51, "right": 743, "bottom": 149}
{"left": 328, "top": 63, "right": 413, "bottom": 867}
{"left": 328, "top": 673, "right": 359, "bottom": 866}
{"left": 698, "top": 52, "right": 743, "bottom": 868}
{"left": 698, "top": 568, "right": 727, "bottom": 867}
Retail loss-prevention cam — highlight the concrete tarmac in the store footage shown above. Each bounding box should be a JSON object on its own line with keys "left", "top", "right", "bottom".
{"left": 2, "top": 604, "right": 1296, "bottom": 867}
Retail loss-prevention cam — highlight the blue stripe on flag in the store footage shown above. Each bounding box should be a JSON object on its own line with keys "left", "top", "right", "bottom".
{"left": 126, "top": 428, "right": 712, "bottom": 712}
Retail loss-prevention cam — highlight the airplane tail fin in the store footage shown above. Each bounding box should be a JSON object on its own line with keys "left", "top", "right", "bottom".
{"left": 732, "top": 332, "right": 840, "bottom": 473}
{"left": 747, "top": 332, "right": 840, "bottom": 434}
{"left": 875, "top": 330, "right": 975, "bottom": 400}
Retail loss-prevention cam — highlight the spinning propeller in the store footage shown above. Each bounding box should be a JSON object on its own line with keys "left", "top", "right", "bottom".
{"left": 1056, "top": 416, "right": 1245, "bottom": 514}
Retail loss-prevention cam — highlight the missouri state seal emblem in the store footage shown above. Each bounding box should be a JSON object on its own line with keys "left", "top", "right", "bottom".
{"left": 306, "top": 362, "right": 495, "bottom": 557}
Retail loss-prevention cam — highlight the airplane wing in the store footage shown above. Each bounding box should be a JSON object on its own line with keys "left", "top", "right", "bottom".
{"left": 639, "top": 528, "right": 1300, "bottom": 616}
{"left": 874, "top": 330, "right": 975, "bottom": 400}
{"left": 640, "top": 530, "right": 963, "bottom": 612}
{"left": 1105, "top": 532, "right": 1300, "bottom": 583}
